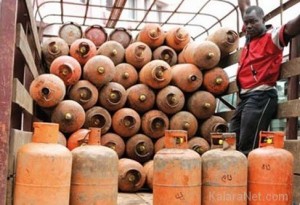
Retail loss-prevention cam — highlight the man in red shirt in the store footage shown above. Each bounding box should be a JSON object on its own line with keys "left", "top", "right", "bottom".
{"left": 229, "top": 0, "right": 300, "bottom": 155}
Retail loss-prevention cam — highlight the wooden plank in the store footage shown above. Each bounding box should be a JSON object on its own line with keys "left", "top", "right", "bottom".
{"left": 136, "top": 192, "right": 153, "bottom": 204}
{"left": 293, "top": 175, "right": 300, "bottom": 204}
{"left": 277, "top": 99, "right": 300, "bottom": 119}
{"left": 12, "top": 78, "right": 33, "bottom": 115}
{"left": 226, "top": 81, "right": 238, "bottom": 95}
{"left": 216, "top": 110, "right": 235, "bottom": 122}
{"left": 118, "top": 192, "right": 150, "bottom": 205}
{"left": 280, "top": 57, "right": 300, "bottom": 79}
{"left": 16, "top": 23, "right": 39, "bottom": 78}
{"left": 283, "top": 140, "right": 300, "bottom": 174}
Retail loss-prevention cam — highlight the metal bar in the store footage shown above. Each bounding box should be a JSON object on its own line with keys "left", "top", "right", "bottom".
{"left": 160, "top": 0, "right": 185, "bottom": 26}
{"left": 134, "top": 0, "right": 157, "bottom": 30}
{"left": 218, "top": 97, "right": 236, "bottom": 110}
{"left": 106, "top": 0, "right": 127, "bottom": 28}
{"left": 60, "top": 0, "right": 64, "bottom": 24}
{"left": 82, "top": 0, "right": 90, "bottom": 25}
{"left": 183, "top": 0, "right": 210, "bottom": 26}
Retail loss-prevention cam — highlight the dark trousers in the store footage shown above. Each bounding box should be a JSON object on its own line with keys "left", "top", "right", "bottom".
{"left": 229, "top": 89, "right": 278, "bottom": 156}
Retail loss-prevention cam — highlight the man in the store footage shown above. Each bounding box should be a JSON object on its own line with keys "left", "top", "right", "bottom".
{"left": 229, "top": 0, "right": 300, "bottom": 155}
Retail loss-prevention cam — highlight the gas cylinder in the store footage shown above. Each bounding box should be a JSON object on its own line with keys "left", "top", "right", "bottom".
{"left": 171, "top": 63, "right": 203, "bottom": 92}
{"left": 84, "top": 25, "right": 108, "bottom": 47}
{"left": 98, "top": 82, "right": 127, "bottom": 112}
{"left": 58, "top": 131, "right": 67, "bottom": 146}
{"left": 187, "top": 90, "right": 216, "bottom": 120}
{"left": 177, "top": 49, "right": 187, "bottom": 64}
{"left": 170, "top": 111, "right": 198, "bottom": 138}
{"left": 202, "top": 133, "right": 247, "bottom": 205}
{"left": 68, "top": 80, "right": 98, "bottom": 110}
{"left": 84, "top": 106, "right": 112, "bottom": 134}
{"left": 83, "top": 55, "right": 116, "bottom": 88}
{"left": 59, "top": 22, "right": 83, "bottom": 45}
{"left": 112, "top": 108, "right": 141, "bottom": 138}
{"left": 49, "top": 55, "right": 82, "bottom": 86}
{"left": 137, "top": 23, "right": 165, "bottom": 49}
{"left": 29, "top": 73, "right": 66, "bottom": 108}
{"left": 101, "top": 132, "right": 125, "bottom": 158}
{"left": 126, "top": 84, "right": 156, "bottom": 113}
{"left": 112, "top": 63, "right": 138, "bottom": 89}
{"left": 188, "top": 136, "right": 210, "bottom": 155}
{"left": 70, "top": 127, "right": 118, "bottom": 205}
{"left": 248, "top": 131, "right": 294, "bottom": 205}
{"left": 14, "top": 122, "right": 72, "bottom": 205}
{"left": 118, "top": 158, "right": 146, "bottom": 192}
{"left": 165, "top": 26, "right": 191, "bottom": 52}
{"left": 97, "top": 40, "right": 125, "bottom": 65}
{"left": 67, "top": 128, "right": 90, "bottom": 151}
{"left": 139, "top": 60, "right": 172, "bottom": 89}
{"left": 154, "top": 136, "right": 165, "bottom": 154}
{"left": 153, "top": 45, "right": 177, "bottom": 66}
{"left": 51, "top": 100, "right": 86, "bottom": 133}
{"left": 126, "top": 134, "right": 154, "bottom": 164}
{"left": 144, "top": 160, "right": 154, "bottom": 190}
{"left": 199, "top": 115, "right": 228, "bottom": 143}
{"left": 109, "top": 27, "right": 133, "bottom": 48}
{"left": 156, "top": 85, "right": 185, "bottom": 115}
{"left": 125, "top": 42, "right": 152, "bottom": 69}
{"left": 70, "top": 38, "right": 97, "bottom": 65}
{"left": 153, "top": 130, "right": 201, "bottom": 205}
{"left": 202, "top": 66, "right": 229, "bottom": 96}
{"left": 141, "top": 110, "right": 169, "bottom": 139}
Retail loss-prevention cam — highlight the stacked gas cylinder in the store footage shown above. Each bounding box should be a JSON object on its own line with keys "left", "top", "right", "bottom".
{"left": 32, "top": 22, "right": 239, "bottom": 192}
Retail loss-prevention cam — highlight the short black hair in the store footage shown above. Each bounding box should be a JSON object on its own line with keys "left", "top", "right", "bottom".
{"left": 245, "top": 6, "right": 264, "bottom": 18}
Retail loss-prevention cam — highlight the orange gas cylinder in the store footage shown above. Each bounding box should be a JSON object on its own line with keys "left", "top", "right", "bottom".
{"left": 199, "top": 115, "right": 228, "bottom": 143}
{"left": 165, "top": 26, "right": 191, "bottom": 52}
{"left": 67, "top": 128, "right": 90, "bottom": 151}
{"left": 139, "top": 60, "right": 172, "bottom": 89}
{"left": 170, "top": 111, "right": 198, "bottom": 138}
{"left": 248, "top": 131, "right": 293, "bottom": 205}
{"left": 187, "top": 90, "right": 216, "bottom": 120}
{"left": 177, "top": 49, "right": 187, "bottom": 64}
{"left": 58, "top": 131, "right": 67, "bottom": 146}
{"left": 68, "top": 80, "right": 98, "bottom": 110}
{"left": 126, "top": 84, "right": 156, "bottom": 113}
{"left": 59, "top": 22, "right": 83, "bottom": 46}
{"left": 98, "top": 82, "right": 127, "bottom": 112}
{"left": 14, "top": 122, "right": 72, "bottom": 205}
{"left": 137, "top": 23, "right": 165, "bottom": 49}
{"left": 101, "top": 132, "right": 125, "bottom": 158}
{"left": 202, "top": 133, "right": 247, "bottom": 205}
{"left": 143, "top": 160, "right": 154, "bottom": 190}
{"left": 153, "top": 45, "right": 177, "bottom": 66}
{"left": 112, "top": 108, "right": 141, "bottom": 138}
{"left": 188, "top": 136, "right": 210, "bottom": 155}
{"left": 153, "top": 130, "right": 201, "bottom": 205}
{"left": 154, "top": 136, "right": 165, "bottom": 154}
{"left": 141, "top": 110, "right": 169, "bottom": 139}
{"left": 118, "top": 158, "right": 146, "bottom": 192}
{"left": 49, "top": 55, "right": 82, "bottom": 86}
{"left": 156, "top": 85, "right": 185, "bottom": 115}
{"left": 109, "top": 27, "right": 133, "bottom": 48}
{"left": 112, "top": 63, "right": 138, "bottom": 89}
{"left": 202, "top": 66, "right": 229, "bottom": 96}
{"left": 84, "top": 25, "right": 108, "bottom": 47}
{"left": 70, "top": 38, "right": 97, "bottom": 65}
{"left": 126, "top": 134, "right": 154, "bottom": 164}
{"left": 83, "top": 55, "right": 116, "bottom": 88}
{"left": 97, "top": 40, "right": 125, "bottom": 65}
{"left": 51, "top": 100, "right": 86, "bottom": 133}
{"left": 84, "top": 106, "right": 112, "bottom": 134}
{"left": 70, "top": 127, "right": 118, "bottom": 205}
{"left": 125, "top": 42, "right": 152, "bottom": 69}
{"left": 29, "top": 73, "right": 66, "bottom": 108}
{"left": 171, "top": 63, "right": 203, "bottom": 92}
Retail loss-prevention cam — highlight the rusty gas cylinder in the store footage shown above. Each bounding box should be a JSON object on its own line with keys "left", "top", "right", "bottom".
{"left": 97, "top": 40, "right": 125, "bottom": 65}
{"left": 143, "top": 160, "right": 154, "bottom": 190}
{"left": 184, "top": 41, "right": 221, "bottom": 70}
{"left": 170, "top": 111, "right": 198, "bottom": 138}
{"left": 248, "top": 131, "right": 293, "bottom": 205}
{"left": 165, "top": 26, "right": 191, "bottom": 52}
{"left": 67, "top": 129, "right": 90, "bottom": 151}
{"left": 202, "top": 133, "right": 247, "bottom": 205}
{"left": 98, "top": 82, "right": 127, "bottom": 112}
{"left": 49, "top": 55, "right": 82, "bottom": 86}
{"left": 51, "top": 100, "right": 86, "bottom": 133}
{"left": 187, "top": 90, "right": 216, "bottom": 120}
{"left": 59, "top": 22, "right": 83, "bottom": 46}
{"left": 112, "top": 108, "right": 141, "bottom": 138}
{"left": 199, "top": 115, "right": 229, "bottom": 143}
{"left": 206, "top": 27, "right": 239, "bottom": 58}
{"left": 83, "top": 55, "right": 116, "bottom": 88}
{"left": 202, "top": 66, "right": 229, "bottom": 96}
{"left": 188, "top": 136, "right": 210, "bottom": 155}
{"left": 58, "top": 131, "right": 67, "bottom": 146}
{"left": 70, "top": 38, "right": 97, "bottom": 65}
{"left": 153, "top": 45, "right": 177, "bottom": 66}
{"left": 109, "top": 27, "right": 133, "bottom": 48}
{"left": 125, "top": 42, "right": 152, "bottom": 69}
{"left": 153, "top": 130, "right": 201, "bottom": 205}
{"left": 177, "top": 49, "right": 187, "bottom": 64}
{"left": 68, "top": 80, "right": 98, "bottom": 110}
{"left": 84, "top": 106, "right": 111, "bottom": 134}
{"left": 41, "top": 37, "right": 69, "bottom": 68}
{"left": 139, "top": 60, "right": 172, "bottom": 89}
{"left": 101, "top": 132, "right": 125, "bottom": 158}
{"left": 118, "top": 158, "right": 146, "bottom": 192}
{"left": 137, "top": 23, "right": 165, "bottom": 49}
{"left": 154, "top": 136, "right": 165, "bottom": 154}
{"left": 112, "top": 63, "right": 138, "bottom": 89}
{"left": 171, "top": 63, "right": 203, "bottom": 92}
{"left": 141, "top": 110, "right": 169, "bottom": 139}
{"left": 126, "top": 84, "right": 156, "bottom": 113}
{"left": 84, "top": 25, "right": 108, "bottom": 47}
{"left": 126, "top": 134, "right": 154, "bottom": 164}
{"left": 14, "top": 122, "right": 72, "bottom": 205}
{"left": 29, "top": 73, "right": 66, "bottom": 108}
{"left": 156, "top": 85, "right": 185, "bottom": 115}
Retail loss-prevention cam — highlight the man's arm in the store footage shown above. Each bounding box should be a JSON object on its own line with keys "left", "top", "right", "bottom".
{"left": 284, "top": 15, "right": 300, "bottom": 38}
{"left": 238, "top": 0, "right": 251, "bottom": 18}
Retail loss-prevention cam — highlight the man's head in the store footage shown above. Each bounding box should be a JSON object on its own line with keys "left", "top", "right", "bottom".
{"left": 243, "top": 6, "right": 266, "bottom": 39}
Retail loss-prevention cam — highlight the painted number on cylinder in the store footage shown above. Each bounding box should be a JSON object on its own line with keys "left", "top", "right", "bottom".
{"left": 175, "top": 192, "right": 185, "bottom": 200}
{"left": 262, "top": 164, "right": 271, "bottom": 171}
{"left": 221, "top": 174, "right": 232, "bottom": 182}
